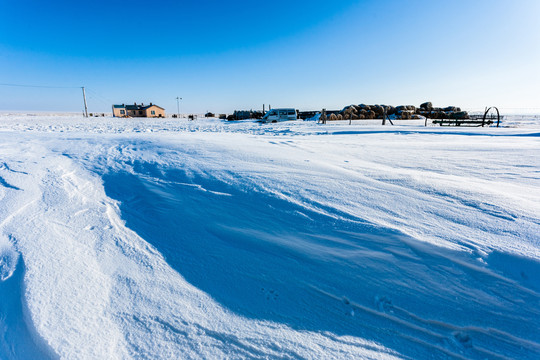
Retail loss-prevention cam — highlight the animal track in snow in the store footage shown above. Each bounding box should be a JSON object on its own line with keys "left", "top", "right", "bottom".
{"left": 453, "top": 331, "right": 473, "bottom": 349}
{"left": 261, "top": 287, "right": 279, "bottom": 301}
{"left": 375, "top": 295, "right": 393, "bottom": 313}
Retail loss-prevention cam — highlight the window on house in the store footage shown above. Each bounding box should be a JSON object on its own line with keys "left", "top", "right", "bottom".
{"left": 151, "top": 110, "right": 155, "bottom": 115}
{"left": 120, "top": 110, "right": 125, "bottom": 114}
{"left": 139, "top": 111, "right": 143, "bottom": 115}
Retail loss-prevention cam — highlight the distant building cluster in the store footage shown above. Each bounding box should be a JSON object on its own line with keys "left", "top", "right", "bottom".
{"left": 106, "top": 101, "right": 498, "bottom": 127}
{"left": 112, "top": 103, "right": 165, "bottom": 118}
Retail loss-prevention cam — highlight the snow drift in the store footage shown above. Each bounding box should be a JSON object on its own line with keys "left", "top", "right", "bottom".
{"left": 0, "top": 115, "right": 539, "bottom": 359}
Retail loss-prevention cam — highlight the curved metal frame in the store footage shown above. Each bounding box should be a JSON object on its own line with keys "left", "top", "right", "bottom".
{"left": 483, "top": 106, "right": 501, "bottom": 128}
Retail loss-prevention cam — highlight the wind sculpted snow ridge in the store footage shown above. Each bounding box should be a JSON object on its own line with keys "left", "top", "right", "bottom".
{"left": 0, "top": 116, "right": 539, "bottom": 359}
{"left": 0, "top": 134, "right": 400, "bottom": 359}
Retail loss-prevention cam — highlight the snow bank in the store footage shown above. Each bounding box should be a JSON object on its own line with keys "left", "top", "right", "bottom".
{"left": 0, "top": 114, "right": 538, "bottom": 359}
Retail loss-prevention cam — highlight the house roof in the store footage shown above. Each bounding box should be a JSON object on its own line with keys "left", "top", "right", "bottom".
{"left": 113, "top": 103, "right": 164, "bottom": 111}
{"left": 142, "top": 104, "right": 165, "bottom": 110}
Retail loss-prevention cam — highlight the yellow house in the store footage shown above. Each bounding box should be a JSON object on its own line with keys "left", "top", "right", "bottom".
{"left": 112, "top": 103, "right": 166, "bottom": 118}
{"left": 112, "top": 104, "right": 127, "bottom": 117}
{"left": 143, "top": 104, "right": 166, "bottom": 118}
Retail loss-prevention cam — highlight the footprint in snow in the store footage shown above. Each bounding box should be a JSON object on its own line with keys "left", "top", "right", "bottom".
{"left": 453, "top": 331, "right": 473, "bottom": 349}
{"left": 342, "top": 297, "right": 355, "bottom": 317}
{"left": 375, "top": 295, "right": 393, "bottom": 312}
{"left": 261, "top": 287, "right": 279, "bottom": 301}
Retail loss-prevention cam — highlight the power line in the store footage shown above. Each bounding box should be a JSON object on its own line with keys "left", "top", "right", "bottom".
{"left": 0, "top": 82, "right": 80, "bottom": 89}
{"left": 85, "top": 88, "right": 114, "bottom": 105}
{"left": 1, "top": 82, "right": 89, "bottom": 116}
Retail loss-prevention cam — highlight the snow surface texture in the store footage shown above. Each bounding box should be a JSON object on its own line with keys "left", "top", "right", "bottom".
{"left": 0, "top": 115, "right": 539, "bottom": 359}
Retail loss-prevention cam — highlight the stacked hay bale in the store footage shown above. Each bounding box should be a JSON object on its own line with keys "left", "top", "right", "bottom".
{"left": 358, "top": 109, "right": 368, "bottom": 118}
{"left": 443, "top": 106, "right": 459, "bottom": 112}
{"left": 382, "top": 105, "right": 396, "bottom": 116}
{"left": 395, "top": 105, "right": 416, "bottom": 119}
{"left": 415, "top": 102, "right": 469, "bottom": 119}
{"left": 420, "top": 102, "right": 433, "bottom": 111}
{"left": 358, "top": 104, "right": 371, "bottom": 111}
{"left": 340, "top": 105, "right": 359, "bottom": 119}
{"left": 332, "top": 102, "right": 469, "bottom": 121}
{"left": 371, "top": 105, "right": 385, "bottom": 118}
{"left": 339, "top": 104, "right": 397, "bottom": 120}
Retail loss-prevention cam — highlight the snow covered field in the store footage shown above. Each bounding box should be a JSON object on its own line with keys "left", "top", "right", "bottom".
{"left": 0, "top": 114, "right": 539, "bottom": 359}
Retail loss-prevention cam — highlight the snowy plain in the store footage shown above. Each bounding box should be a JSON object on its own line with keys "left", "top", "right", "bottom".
{"left": 0, "top": 114, "right": 539, "bottom": 359}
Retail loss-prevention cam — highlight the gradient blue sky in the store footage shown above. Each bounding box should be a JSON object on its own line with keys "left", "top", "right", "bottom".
{"left": 1, "top": 0, "right": 539, "bottom": 113}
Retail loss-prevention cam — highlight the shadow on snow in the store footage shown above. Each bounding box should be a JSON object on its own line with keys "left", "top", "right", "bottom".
{"left": 101, "top": 161, "right": 540, "bottom": 359}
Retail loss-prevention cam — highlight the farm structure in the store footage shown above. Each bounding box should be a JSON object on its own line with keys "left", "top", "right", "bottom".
{"left": 309, "top": 102, "right": 501, "bottom": 127}
{"left": 112, "top": 103, "right": 165, "bottom": 118}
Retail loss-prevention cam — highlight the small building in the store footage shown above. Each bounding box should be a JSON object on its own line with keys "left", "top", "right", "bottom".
{"left": 112, "top": 103, "right": 166, "bottom": 118}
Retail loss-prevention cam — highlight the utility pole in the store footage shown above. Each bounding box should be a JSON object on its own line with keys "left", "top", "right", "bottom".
{"left": 176, "top": 97, "right": 182, "bottom": 118}
{"left": 81, "top": 87, "right": 88, "bottom": 117}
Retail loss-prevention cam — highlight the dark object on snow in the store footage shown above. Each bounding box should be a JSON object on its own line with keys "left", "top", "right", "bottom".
{"left": 443, "top": 106, "right": 459, "bottom": 112}
{"left": 233, "top": 110, "right": 251, "bottom": 120}
{"left": 372, "top": 105, "right": 385, "bottom": 117}
{"left": 205, "top": 112, "right": 215, "bottom": 118}
{"left": 449, "top": 111, "right": 470, "bottom": 120}
{"left": 432, "top": 118, "right": 492, "bottom": 127}
{"left": 228, "top": 110, "right": 264, "bottom": 120}
{"left": 432, "top": 106, "right": 501, "bottom": 127}
{"left": 251, "top": 111, "right": 264, "bottom": 119}
{"left": 298, "top": 111, "right": 320, "bottom": 120}
{"left": 396, "top": 105, "right": 416, "bottom": 113}
{"left": 382, "top": 105, "right": 396, "bottom": 116}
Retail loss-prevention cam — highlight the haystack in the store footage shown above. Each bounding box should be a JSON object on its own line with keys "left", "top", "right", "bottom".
{"left": 366, "top": 110, "right": 376, "bottom": 119}
{"left": 420, "top": 102, "right": 433, "bottom": 111}
{"left": 372, "top": 105, "right": 385, "bottom": 117}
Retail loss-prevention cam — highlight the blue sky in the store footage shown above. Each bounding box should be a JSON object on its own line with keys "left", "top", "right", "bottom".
{"left": 1, "top": 0, "right": 539, "bottom": 113}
